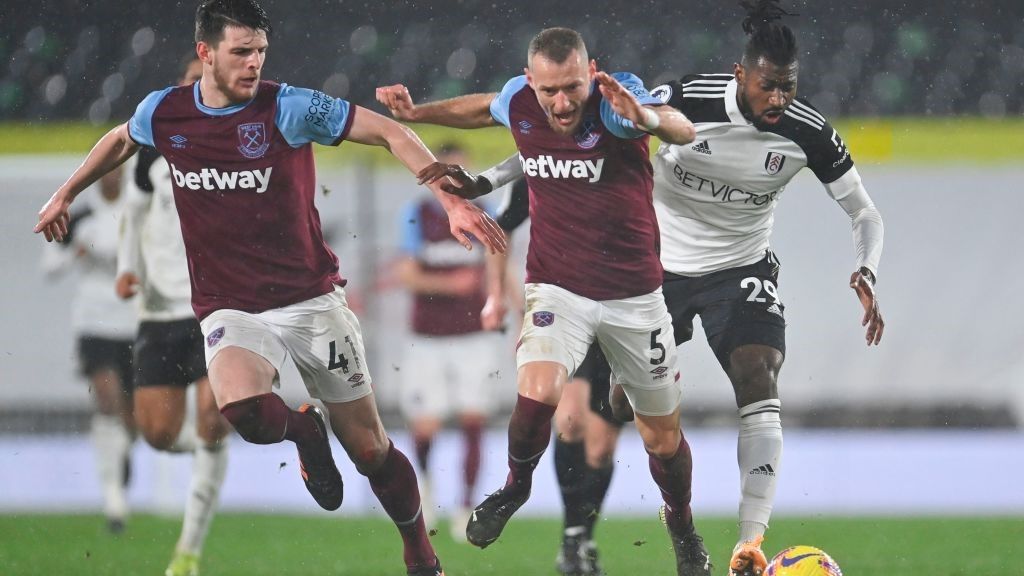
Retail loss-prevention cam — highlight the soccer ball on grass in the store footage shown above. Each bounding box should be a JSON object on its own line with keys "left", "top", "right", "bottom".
{"left": 765, "top": 545, "right": 842, "bottom": 576}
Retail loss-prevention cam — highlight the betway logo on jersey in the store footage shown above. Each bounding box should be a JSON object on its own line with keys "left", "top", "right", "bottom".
{"left": 519, "top": 154, "right": 604, "bottom": 183}
{"left": 170, "top": 163, "right": 273, "bottom": 194}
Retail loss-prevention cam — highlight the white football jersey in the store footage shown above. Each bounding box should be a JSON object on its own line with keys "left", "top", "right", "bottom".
{"left": 650, "top": 75, "right": 855, "bottom": 275}
{"left": 43, "top": 192, "right": 138, "bottom": 338}
{"left": 119, "top": 147, "right": 193, "bottom": 321}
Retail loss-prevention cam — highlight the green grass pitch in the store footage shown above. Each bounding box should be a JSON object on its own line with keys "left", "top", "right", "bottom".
{"left": 1, "top": 514, "right": 1020, "bottom": 575}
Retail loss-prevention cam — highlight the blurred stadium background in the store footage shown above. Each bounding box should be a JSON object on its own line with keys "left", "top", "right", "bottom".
{"left": 2, "top": 1, "right": 1023, "bottom": 574}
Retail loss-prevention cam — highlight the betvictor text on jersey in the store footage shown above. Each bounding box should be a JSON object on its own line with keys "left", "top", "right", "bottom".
{"left": 519, "top": 154, "right": 605, "bottom": 183}
{"left": 170, "top": 163, "right": 273, "bottom": 194}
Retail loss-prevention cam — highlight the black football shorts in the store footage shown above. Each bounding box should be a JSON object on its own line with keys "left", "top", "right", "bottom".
{"left": 133, "top": 318, "right": 207, "bottom": 388}
{"left": 663, "top": 250, "right": 787, "bottom": 369}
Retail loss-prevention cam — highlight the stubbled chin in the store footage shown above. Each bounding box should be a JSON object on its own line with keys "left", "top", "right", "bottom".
{"left": 548, "top": 118, "right": 580, "bottom": 135}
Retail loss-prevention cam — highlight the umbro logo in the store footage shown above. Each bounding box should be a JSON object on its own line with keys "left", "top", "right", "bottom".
{"left": 691, "top": 140, "right": 711, "bottom": 155}
{"left": 170, "top": 134, "right": 188, "bottom": 149}
{"left": 518, "top": 120, "right": 532, "bottom": 133}
{"left": 749, "top": 464, "right": 776, "bottom": 476}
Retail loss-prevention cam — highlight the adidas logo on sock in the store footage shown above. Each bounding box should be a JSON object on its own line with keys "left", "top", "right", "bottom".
{"left": 692, "top": 140, "right": 711, "bottom": 155}
{"left": 749, "top": 464, "right": 776, "bottom": 476}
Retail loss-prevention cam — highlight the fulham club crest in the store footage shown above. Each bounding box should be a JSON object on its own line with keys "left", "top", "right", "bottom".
{"left": 764, "top": 152, "right": 786, "bottom": 175}
{"left": 237, "top": 122, "right": 270, "bottom": 159}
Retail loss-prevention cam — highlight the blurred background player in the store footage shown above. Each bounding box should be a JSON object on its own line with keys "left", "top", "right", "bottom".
{"left": 41, "top": 168, "right": 137, "bottom": 534}
{"left": 115, "top": 54, "right": 230, "bottom": 576}
{"left": 34, "top": 1, "right": 505, "bottom": 574}
{"left": 394, "top": 142, "right": 501, "bottom": 541}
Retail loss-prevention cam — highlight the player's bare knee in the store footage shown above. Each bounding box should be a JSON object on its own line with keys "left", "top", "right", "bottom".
{"left": 642, "top": 429, "right": 682, "bottom": 459}
{"left": 141, "top": 421, "right": 180, "bottom": 451}
{"left": 350, "top": 439, "right": 390, "bottom": 475}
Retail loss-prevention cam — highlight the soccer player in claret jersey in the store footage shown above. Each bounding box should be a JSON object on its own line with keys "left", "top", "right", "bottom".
{"left": 394, "top": 142, "right": 502, "bottom": 541}
{"left": 114, "top": 55, "right": 229, "bottom": 576}
{"left": 34, "top": 1, "right": 506, "bottom": 574}
{"left": 378, "top": 28, "right": 715, "bottom": 575}
{"left": 436, "top": 3, "right": 886, "bottom": 575}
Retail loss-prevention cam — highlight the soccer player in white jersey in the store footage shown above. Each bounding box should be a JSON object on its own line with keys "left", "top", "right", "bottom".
{"left": 426, "top": 3, "right": 885, "bottom": 574}
{"left": 41, "top": 170, "right": 138, "bottom": 534}
{"left": 114, "top": 55, "right": 229, "bottom": 576}
{"left": 35, "top": 1, "right": 505, "bottom": 574}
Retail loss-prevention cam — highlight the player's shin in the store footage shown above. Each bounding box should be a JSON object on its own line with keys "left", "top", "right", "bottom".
{"left": 91, "top": 413, "right": 132, "bottom": 526}
{"left": 737, "top": 399, "right": 783, "bottom": 543}
{"left": 554, "top": 437, "right": 588, "bottom": 530}
{"left": 176, "top": 438, "right": 228, "bottom": 555}
{"left": 367, "top": 440, "right": 437, "bottom": 570}
{"left": 506, "top": 394, "right": 557, "bottom": 489}
{"left": 648, "top": 433, "right": 694, "bottom": 535}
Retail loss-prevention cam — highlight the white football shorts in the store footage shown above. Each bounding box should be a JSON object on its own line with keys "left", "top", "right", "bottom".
{"left": 516, "top": 282, "right": 682, "bottom": 416}
{"left": 200, "top": 286, "right": 373, "bottom": 404}
{"left": 399, "top": 332, "right": 504, "bottom": 420}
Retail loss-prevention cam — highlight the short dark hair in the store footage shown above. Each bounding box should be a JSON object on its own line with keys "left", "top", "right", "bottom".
{"left": 195, "top": 0, "right": 272, "bottom": 45}
{"left": 739, "top": 0, "right": 798, "bottom": 67}
{"left": 528, "top": 27, "right": 587, "bottom": 65}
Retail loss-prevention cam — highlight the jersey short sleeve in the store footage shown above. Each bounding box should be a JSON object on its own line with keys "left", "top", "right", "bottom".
{"left": 398, "top": 200, "right": 423, "bottom": 256}
{"left": 600, "top": 72, "right": 660, "bottom": 139}
{"left": 790, "top": 98, "right": 855, "bottom": 183}
{"left": 128, "top": 87, "right": 174, "bottom": 147}
{"left": 490, "top": 76, "right": 529, "bottom": 128}
{"left": 275, "top": 84, "right": 354, "bottom": 147}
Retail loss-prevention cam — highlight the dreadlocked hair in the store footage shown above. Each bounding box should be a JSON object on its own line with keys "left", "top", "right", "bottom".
{"left": 739, "top": 0, "right": 798, "bottom": 66}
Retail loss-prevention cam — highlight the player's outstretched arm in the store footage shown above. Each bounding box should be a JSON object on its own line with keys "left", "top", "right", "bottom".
{"left": 346, "top": 105, "right": 507, "bottom": 254}
{"left": 376, "top": 84, "right": 498, "bottom": 128}
{"left": 595, "top": 71, "right": 695, "bottom": 145}
{"left": 34, "top": 123, "right": 140, "bottom": 242}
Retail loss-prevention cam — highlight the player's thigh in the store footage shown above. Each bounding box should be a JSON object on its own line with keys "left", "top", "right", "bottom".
{"left": 554, "top": 376, "right": 589, "bottom": 440}
{"left": 277, "top": 296, "right": 374, "bottom": 405}
{"left": 398, "top": 335, "right": 451, "bottom": 421}
{"left": 596, "top": 288, "right": 683, "bottom": 417}
{"left": 201, "top": 310, "right": 285, "bottom": 405}
{"left": 134, "top": 386, "right": 187, "bottom": 447}
{"left": 450, "top": 331, "right": 505, "bottom": 417}
{"left": 323, "top": 394, "right": 390, "bottom": 472}
{"left": 699, "top": 254, "right": 787, "bottom": 370}
{"left": 79, "top": 337, "right": 134, "bottom": 414}
{"left": 516, "top": 283, "right": 598, "bottom": 377}
{"left": 195, "top": 376, "right": 230, "bottom": 442}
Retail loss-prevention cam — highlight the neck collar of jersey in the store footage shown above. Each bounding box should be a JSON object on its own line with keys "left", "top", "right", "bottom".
{"left": 724, "top": 79, "right": 750, "bottom": 125}
{"left": 193, "top": 81, "right": 254, "bottom": 116}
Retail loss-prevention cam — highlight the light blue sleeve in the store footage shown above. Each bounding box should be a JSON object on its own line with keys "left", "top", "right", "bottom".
{"left": 127, "top": 87, "right": 174, "bottom": 147}
{"left": 600, "top": 72, "right": 663, "bottom": 139}
{"left": 275, "top": 84, "right": 353, "bottom": 147}
{"left": 489, "top": 76, "right": 529, "bottom": 128}
{"left": 398, "top": 201, "right": 423, "bottom": 256}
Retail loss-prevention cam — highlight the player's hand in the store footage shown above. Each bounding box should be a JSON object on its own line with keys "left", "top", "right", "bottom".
{"left": 34, "top": 191, "right": 72, "bottom": 242}
{"left": 850, "top": 270, "right": 884, "bottom": 345}
{"left": 417, "top": 162, "right": 492, "bottom": 199}
{"left": 480, "top": 293, "right": 508, "bottom": 331}
{"left": 595, "top": 71, "right": 648, "bottom": 129}
{"left": 115, "top": 272, "right": 141, "bottom": 300}
{"left": 446, "top": 201, "right": 507, "bottom": 255}
{"left": 375, "top": 84, "right": 417, "bottom": 121}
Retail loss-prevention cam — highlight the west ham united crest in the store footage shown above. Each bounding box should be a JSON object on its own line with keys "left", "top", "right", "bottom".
{"left": 206, "top": 327, "right": 225, "bottom": 347}
{"left": 532, "top": 311, "right": 555, "bottom": 327}
{"left": 764, "top": 151, "right": 786, "bottom": 175}
{"left": 574, "top": 117, "right": 601, "bottom": 149}
{"left": 237, "top": 122, "right": 270, "bottom": 159}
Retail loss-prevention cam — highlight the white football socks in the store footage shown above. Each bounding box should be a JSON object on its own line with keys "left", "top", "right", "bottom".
{"left": 91, "top": 413, "right": 132, "bottom": 521}
{"left": 737, "top": 399, "right": 783, "bottom": 544}
{"left": 176, "top": 438, "right": 229, "bottom": 554}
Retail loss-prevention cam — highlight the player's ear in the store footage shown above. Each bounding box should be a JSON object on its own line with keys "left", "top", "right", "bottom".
{"left": 733, "top": 62, "right": 744, "bottom": 82}
{"left": 197, "top": 42, "right": 212, "bottom": 64}
{"left": 588, "top": 59, "right": 597, "bottom": 76}
{"left": 524, "top": 67, "right": 533, "bottom": 88}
